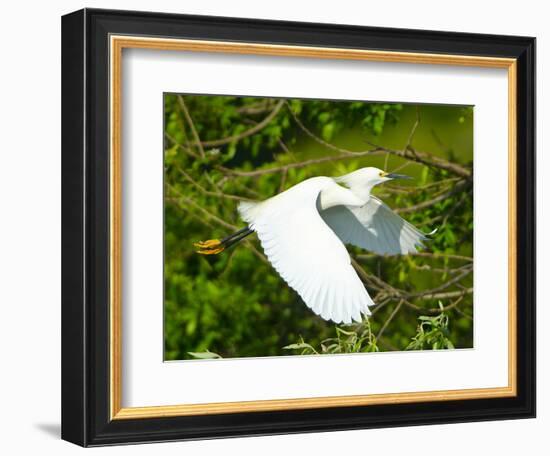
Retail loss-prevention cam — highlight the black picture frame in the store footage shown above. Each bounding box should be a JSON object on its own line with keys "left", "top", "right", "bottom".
{"left": 62, "top": 8, "right": 536, "bottom": 447}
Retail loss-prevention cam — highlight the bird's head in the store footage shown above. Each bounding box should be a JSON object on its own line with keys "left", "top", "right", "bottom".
{"left": 335, "top": 167, "right": 412, "bottom": 196}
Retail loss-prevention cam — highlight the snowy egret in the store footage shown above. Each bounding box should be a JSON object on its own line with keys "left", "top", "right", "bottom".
{"left": 195, "top": 167, "right": 432, "bottom": 324}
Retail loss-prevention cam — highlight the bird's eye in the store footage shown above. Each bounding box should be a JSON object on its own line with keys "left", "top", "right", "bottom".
{"left": 379, "top": 171, "right": 384, "bottom": 177}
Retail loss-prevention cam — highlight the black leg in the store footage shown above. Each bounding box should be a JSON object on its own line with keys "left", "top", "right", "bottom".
{"left": 222, "top": 228, "right": 254, "bottom": 250}
{"left": 220, "top": 226, "right": 252, "bottom": 244}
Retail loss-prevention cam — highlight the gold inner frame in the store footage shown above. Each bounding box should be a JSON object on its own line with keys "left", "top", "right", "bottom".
{"left": 109, "top": 35, "right": 518, "bottom": 420}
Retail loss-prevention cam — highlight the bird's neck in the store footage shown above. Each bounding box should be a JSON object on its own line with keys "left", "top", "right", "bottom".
{"left": 334, "top": 175, "right": 375, "bottom": 202}
{"left": 319, "top": 181, "right": 369, "bottom": 210}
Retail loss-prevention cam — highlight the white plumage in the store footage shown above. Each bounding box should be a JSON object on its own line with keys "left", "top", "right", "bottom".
{"left": 321, "top": 196, "right": 428, "bottom": 255}
{"left": 236, "top": 167, "right": 431, "bottom": 324}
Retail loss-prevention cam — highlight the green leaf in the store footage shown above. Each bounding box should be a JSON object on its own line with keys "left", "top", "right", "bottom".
{"left": 283, "top": 342, "right": 316, "bottom": 351}
{"left": 321, "top": 122, "right": 335, "bottom": 141}
{"left": 188, "top": 350, "right": 222, "bottom": 359}
{"left": 420, "top": 166, "right": 429, "bottom": 185}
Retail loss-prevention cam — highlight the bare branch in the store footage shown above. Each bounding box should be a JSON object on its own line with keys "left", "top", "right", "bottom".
{"left": 235, "top": 100, "right": 275, "bottom": 115}
{"left": 405, "top": 288, "right": 473, "bottom": 302}
{"left": 177, "top": 96, "right": 206, "bottom": 159}
{"left": 167, "top": 183, "right": 236, "bottom": 231}
{"left": 356, "top": 251, "right": 473, "bottom": 263}
{"left": 376, "top": 299, "right": 404, "bottom": 340}
{"left": 404, "top": 106, "right": 421, "bottom": 151}
{"left": 166, "top": 185, "right": 268, "bottom": 264}
{"left": 416, "top": 252, "right": 473, "bottom": 262}
{"left": 197, "top": 99, "right": 285, "bottom": 148}
{"left": 172, "top": 163, "right": 254, "bottom": 203}
{"left": 387, "top": 177, "right": 462, "bottom": 193}
{"left": 218, "top": 149, "right": 384, "bottom": 177}
{"left": 394, "top": 180, "right": 470, "bottom": 214}
{"left": 285, "top": 100, "right": 371, "bottom": 156}
{"left": 406, "top": 267, "right": 472, "bottom": 298}
{"left": 164, "top": 132, "right": 200, "bottom": 159}
{"left": 366, "top": 141, "right": 472, "bottom": 179}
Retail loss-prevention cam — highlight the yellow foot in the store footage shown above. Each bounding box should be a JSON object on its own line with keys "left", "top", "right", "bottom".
{"left": 196, "top": 246, "right": 225, "bottom": 255}
{"left": 193, "top": 239, "right": 222, "bottom": 249}
{"left": 194, "top": 239, "right": 225, "bottom": 255}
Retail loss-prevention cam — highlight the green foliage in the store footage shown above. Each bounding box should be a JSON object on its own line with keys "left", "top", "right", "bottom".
{"left": 284, "top": 320, "right": 379, "bottom": 355}
{"left": 164, "top": 94, "right": 474, "bottom": 360}
{"left": 406, "top": 303, "right": 455, "bottom": 350}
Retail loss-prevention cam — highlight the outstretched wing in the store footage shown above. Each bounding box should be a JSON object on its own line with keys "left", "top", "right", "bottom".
{"left": 239, "top": 179, "right": 372, "bottom": 324}
{"left": 321, "top": 195, "right": 429, "bottom": 255}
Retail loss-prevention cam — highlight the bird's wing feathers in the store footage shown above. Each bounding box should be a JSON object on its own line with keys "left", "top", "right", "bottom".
{"left": 321, "top": 195, "right": 428, "bottom": 255}
{"left": 239, "top": 180, "right": 372, "bottom": 324}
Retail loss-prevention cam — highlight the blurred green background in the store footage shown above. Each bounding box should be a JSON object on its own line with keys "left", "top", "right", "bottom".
{"left": 163, "top": 94, "right": 473, "bottom": 360}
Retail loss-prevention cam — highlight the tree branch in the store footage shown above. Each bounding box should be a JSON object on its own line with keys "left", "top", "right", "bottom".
{"left": 197, "top": 99, "right": 285, "bottom": 148}
{"left": 366, "top": 141, "right": 472, "bottom": 179}
{"left": 394, "top": 180, "right": 470, "bottom": 214}
{"left": 404, "top": 106, "right": 421, "bottom": 151}
{"left": 166, "top": 185, "right": 268, "bottom": 265}
{"left": 285, "top": 100, "right": 372, "bottom": 156}
{"left": 177, "top": 95, "right": 206, "bottom": 159}
{"left": 164, "top": 132, "right": 199, "bottom": 159}
{"left": 172, "top": 163, "right": 254, "bottom": 203}
{"left": 376, "top": 299, "right": 404, "bottom": 340}
{"left": 218, "top": 149, "right": 384, "bottom": 177}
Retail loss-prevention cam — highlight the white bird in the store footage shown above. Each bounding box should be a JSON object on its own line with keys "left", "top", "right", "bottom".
{"left": 195, "top": 167, "right": 431, "bottom": 324}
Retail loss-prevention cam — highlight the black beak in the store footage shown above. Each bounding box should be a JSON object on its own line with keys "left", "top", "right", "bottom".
{"left": 385, "top": 173, "right": 412, "bottom": 180}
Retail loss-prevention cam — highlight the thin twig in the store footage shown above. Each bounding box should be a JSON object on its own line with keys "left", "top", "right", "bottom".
{"left": 285, "top": 100, "right": 371, "bottom": 156}
{"left": 411, "top": 288, "right": 473, "bottom": 301}
{"left": 366, "top": 141, "right": 471, "bottom": 179}
{"left": 173, "top": 163, "right": 254, "bottom": 202}
{"left": 164, "top": 132, "right": 200, "bottom": 158}
{"left": 168, "top": 183, "right": 236, "bottom": 230}
{"left": 356, "top": 251, "right": 473, "bottom": 263}
{"left": 390, "top": 177, "right": 462, "bottom": 193}
{"left": 177, "top": 95, "right": 206, "bottom": 159}
{"left": 404, "top": 106, "right": 421, "bottom": 151}
{"left": 376, "top": 299, "right": 404, "bottom": 340}
{"left": 167, "top": 187, "right": 269, "bottom": 265}
{"left": 235, "top": 100, "right": 275, "bottom": 115}
{"left": 279, "top": 168, "right": 288, "bottom": 192}
{"left": 383, "top": 152, "right": 390, "bottom": 172}
{"left": 395, "top": 180, "right": 470, "bottom": 214}
{"left": 406, "top": 267, "right": 472, "bottom": 298}
{"left": 196, "top": 100, "right": 285, "bottom": 148}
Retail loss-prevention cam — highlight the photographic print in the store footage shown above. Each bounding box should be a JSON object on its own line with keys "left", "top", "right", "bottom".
{"left": 62, "top": 11, "right": 535, "bottom": 445}
{"left": 164, "top": 94, "right": 474, "bottom": 360}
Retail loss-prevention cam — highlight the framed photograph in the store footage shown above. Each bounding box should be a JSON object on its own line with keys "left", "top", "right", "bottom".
{"left": 61, "top": 8, "right": 535, "bottom": 447}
